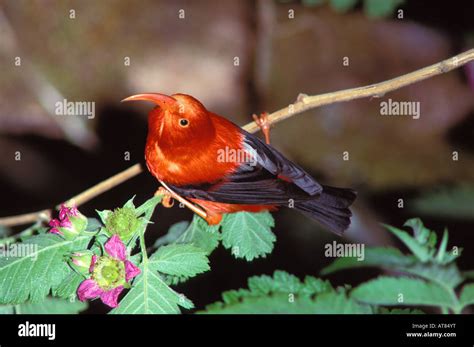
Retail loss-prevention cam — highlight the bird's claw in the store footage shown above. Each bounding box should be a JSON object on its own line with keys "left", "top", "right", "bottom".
{"left": 252, "top": 112, "right": 271, "bottom": 144}
{"left": 155, "top": 187, "right": 174, "bottom": 208}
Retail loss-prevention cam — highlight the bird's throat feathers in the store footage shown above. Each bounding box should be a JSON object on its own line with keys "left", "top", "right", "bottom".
{"left": 145, "top": 108, "right": 244, "bottom": 186}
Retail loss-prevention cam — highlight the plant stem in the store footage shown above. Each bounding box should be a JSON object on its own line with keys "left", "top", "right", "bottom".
{"left": 135, "top": 196, "right": 162, "bottom": 262}
{"left": 139, "top": 229, "right": 148, "bottom": 263}
{"left": 447, "top": 286, "right": 462, "bottom": 314}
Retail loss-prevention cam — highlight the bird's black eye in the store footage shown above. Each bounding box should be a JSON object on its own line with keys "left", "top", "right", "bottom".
{"left": 179, "top": 118, "right": 189, "bottom": 127}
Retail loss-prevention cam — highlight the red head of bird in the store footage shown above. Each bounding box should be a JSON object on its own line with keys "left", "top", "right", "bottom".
{"left": 122, "top": 93, "right": 216, "bottom": 151}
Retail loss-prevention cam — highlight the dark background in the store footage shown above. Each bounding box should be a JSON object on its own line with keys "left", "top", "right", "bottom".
{"left": 0, "top": 0, "right": 473, "bottom": 313}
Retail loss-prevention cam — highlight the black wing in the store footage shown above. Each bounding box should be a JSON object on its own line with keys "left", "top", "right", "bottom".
{"left": 167, "top": 130, "right": 323, "bottom": 205}
{"left": 241, "top": 129, "right": 322, "bottom": 195}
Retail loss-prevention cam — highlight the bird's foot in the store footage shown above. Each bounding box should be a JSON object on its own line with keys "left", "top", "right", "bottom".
{"left": 252, "top": 112, "right": 271, "bottom": 144}
{"left": 155, "top": 183, "right": 210, "bottom": 223}
{"left": 204, "top": 212, "right": 222, "bottom": 225}
{"left": 155, "top": 187, "right": 174, "bottom": 208}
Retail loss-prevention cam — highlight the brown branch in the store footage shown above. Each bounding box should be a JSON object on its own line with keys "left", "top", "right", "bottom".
{"left": 0, "top": 209, "right": 52, "bottom": 227}
{"left": 0, "top": 165, "right": 144, "bottom": 227}
{"left": 1, "top": 48, "right": 473, "bottom": 227}
{"left": 61, "top": 164, "right": 143, "bottom": 208}
{"left": 243, "top": 48, "right": 474, "bottom": 133}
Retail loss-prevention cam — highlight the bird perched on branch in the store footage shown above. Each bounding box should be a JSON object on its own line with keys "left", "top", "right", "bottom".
{"left": 122, "top": 93, "right": 356, "bottom": 235}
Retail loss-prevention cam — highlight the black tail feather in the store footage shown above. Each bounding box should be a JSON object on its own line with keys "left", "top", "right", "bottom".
{"left": 295, "top": 185, "right": 356, "bottom": 235}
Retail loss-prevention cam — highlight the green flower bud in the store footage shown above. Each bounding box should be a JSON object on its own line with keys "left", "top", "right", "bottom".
{"left": 70, "top": 251, "right": 94, "bottom": 276}
{"left": 104, "top": 207, "right": 141, "bottom": 241}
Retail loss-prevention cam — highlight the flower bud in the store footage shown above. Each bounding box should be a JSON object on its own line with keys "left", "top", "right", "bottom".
{"left": 104, "top": 207, "right": 141, "bottom": 241}
{"left": 48, "top": 204, "right": 88, "bottom": 240}
{"left": 70, "top": 251, "right": 94, "bottom": 276}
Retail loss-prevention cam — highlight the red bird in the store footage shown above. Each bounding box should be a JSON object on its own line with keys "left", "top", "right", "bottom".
{"left": 122, "top": 93, "right": 356, "bottom": 235}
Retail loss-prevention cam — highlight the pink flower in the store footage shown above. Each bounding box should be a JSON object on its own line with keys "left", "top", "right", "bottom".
{"left": 48, "top": 204, "right": 86, "bottom": 239}
{"left": 77, "top": 235, "right": 140, "bottom": 308}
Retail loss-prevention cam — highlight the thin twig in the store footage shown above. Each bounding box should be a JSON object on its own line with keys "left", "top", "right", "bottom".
{"left": 243, "top": 49, "right": 474, "bottom": 133}
{"left": 0, "top": 212, "right": 51, "bottom": 229}
{"left": 158, "top": 180, "right": 208, "bottom": 219}
{"left": 0, "top": 164, "right": 143, "bottom": 226}
{"left": 61, "top": 164, "right": 143, "bottom": 208}
{"left": 1, "top": 49, "right": 473, "bottom": 227}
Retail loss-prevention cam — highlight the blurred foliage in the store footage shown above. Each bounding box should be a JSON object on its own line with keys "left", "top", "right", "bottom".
{"left": 201, "top": 270, "right": 372, "bottom": 314}
{"left": 323, "top": 218, "right": 470, "bottom": 314}
{"left": 263, "top": 6, "right": 474, "bottom": 188}
{"left": 204, "top": 219, "right": 473, "bottom": 314}
{"left": 301, "top": 0, "right": 405, "bottom": 18}
{"left": 0, "top": 0, "right": 249, "bottom": 148}
{"left": 412, "top": 185, "right": 474, "bottom": 219}
{"left": 1, "top": 297, "right": 87, "bottom": 314}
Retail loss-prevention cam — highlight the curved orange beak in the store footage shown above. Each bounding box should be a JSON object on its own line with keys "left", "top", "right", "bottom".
{"left": 121, "top": 93, "right": 177, "bottom": 108}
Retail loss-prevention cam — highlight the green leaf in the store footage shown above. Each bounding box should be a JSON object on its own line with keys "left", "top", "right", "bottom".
{"left": 85, "top": 218, "right": 102, "bottom": 232}
{"left": 203, "top": 293, "right": 315, "bottom": 314}
{"left": 221, "top": 212, "right": 275, "bottom": 261}
{"left": 110, "top": 263, "right": 193, "bottom": 314}
{"left": 0, "top": 234, "right": 91, "bottom": 304}
{"left": 401, "top": 263, "right": 463, "bottom": 290}
{"left": 321, "top": 247, "right": 415, "bottom": 275}
{"left": 413, "top": 185, "right": 474, "bottom": 219}
{"left": 204, "top": 292, "right": 369, "bottom": 314}
{"left": 300, "top": 276, "right": 334, "bottom": 295}
{"left": 149, "top": 244, "right": 210, "bottom": 278}
{"left": 154, "top": 221, "right": 189, "bottom": 248}
{"left": 15, "top": 297, "right": 87, "bottom": 314}
{"left": 0, "top": 222, "right": 45, "bottom": 245}
{"left": 135, "top": 195, "right": 163, "bottom": 215}
{"left": 0, "top": 305, "right": 14, "bottom": 314}
{"left": 405, "top": 218, "right": 431, "bottom": 244}
{"left": 201, "top": 271, "right": 368, "bottom": 314}
{"left": 96, "top": 209, "right": 111, "bottom": 225}
{"left": 302, "top": 0, "right": 326, "bottom": 7}
{"left": 51, "top": 271, "right": 85, "bottom": 300}
{"left": 218, "top": 271, "right": 332, "bottom": 302}
{"left": 330, "top": 0, "right": 358, "bottom": 12}
{"left": 175, "top": 215, "right": 220, "bottom": 254}
{"left": 463, "top": 270, "right": 474, "bottom": 280}
{"left": 322, "top": 247, "right": 463, "bottom": 289}
{"left": 123, "top": 196, "right": 137, "bottom": 209}
{"left": 311, "top": 291, "right": 372, "bottom": 313}
{"left": 267, "top": 271, "right": 303, "bottom": 293}
{"left": 363, "top": 0, "right": 404, "bottom": 18}
{"left": 379, "top": 308, "right": 425, "bottom": 314}
{"left": 384, "top": 223, "right": 431, "bottom": 262}
{"left": 352, "top": 276, "right": 455, "bottom": 307}
{"left": 384, "top": 220, "right": 460, "bottom": 265}
{"left": 435, "top": 229, "right": 448, "bottom": 263}
{"left": 0, "top": 225, "right": 9, "bottom": 238}
{"left": 459, "top": 283, "right": 474, "bottom": 310}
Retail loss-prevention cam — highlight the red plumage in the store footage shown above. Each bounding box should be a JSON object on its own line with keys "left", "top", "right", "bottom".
{"left": 123, "top": 93, "right": 356, "bottom": 234}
